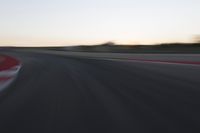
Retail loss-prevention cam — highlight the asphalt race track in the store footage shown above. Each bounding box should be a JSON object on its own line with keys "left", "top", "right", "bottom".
{"left": 1, "top": 50, "right": 200, "bottom": 133}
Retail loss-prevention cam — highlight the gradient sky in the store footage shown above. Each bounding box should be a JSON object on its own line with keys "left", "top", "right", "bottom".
{"left": 0, "top": 0, "right": 200, "bottom": 46}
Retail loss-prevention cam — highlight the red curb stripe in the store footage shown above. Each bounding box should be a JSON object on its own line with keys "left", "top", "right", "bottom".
{"left": 0, "top": 77, "right": 12, "bottom": 81}
{"left": 108, "top": 57, "right": 200, "bottom": 65}
{"left": 0, "top": 57, "right": 4, "bottom": 62}
{"left": 129, "top": 59, "right": 200, "bottom": 65}
{"left": 0, "top": 55, "right": 20, "bottom": 71}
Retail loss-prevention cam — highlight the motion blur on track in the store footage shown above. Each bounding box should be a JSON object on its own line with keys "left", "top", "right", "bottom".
{"left": 1, "top": 50, "right": 200, "bottom": 133}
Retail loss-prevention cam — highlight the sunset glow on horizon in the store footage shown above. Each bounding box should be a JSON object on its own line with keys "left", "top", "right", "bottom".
{"left": 0, "top": 0, "right": 200, "bottom": 46}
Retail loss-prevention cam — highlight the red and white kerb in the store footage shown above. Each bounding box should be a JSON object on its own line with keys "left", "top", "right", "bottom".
{"left": 0, "top": 55, "right": 21, "bottom": 92}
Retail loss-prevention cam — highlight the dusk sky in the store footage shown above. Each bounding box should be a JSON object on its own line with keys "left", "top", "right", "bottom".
{"left": 0, "top": 0, "right": 200, "bottom": 46}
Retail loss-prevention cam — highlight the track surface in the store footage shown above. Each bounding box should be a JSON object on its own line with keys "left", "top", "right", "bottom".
{"left": 1, "top": 51, "right": 200, "bottom": 133}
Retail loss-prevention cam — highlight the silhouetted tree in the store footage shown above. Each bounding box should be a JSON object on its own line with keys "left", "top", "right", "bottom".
{"left": 101, "top": 41, "right": 116, "bottom": 46}
{"left": 194, "top": 35, "right": 200, "bottom": 43}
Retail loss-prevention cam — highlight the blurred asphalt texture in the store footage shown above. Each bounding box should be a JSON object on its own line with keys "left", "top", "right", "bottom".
{"left": 0, "top": 50, "right": 200, "bottom": 133}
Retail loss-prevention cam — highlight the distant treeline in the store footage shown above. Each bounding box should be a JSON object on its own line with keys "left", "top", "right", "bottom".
{"left": 2, "top": 43, "right": 200, "bottom": 53}
{"left": 63, "top": 43, "right": 200, "bottom": 53}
